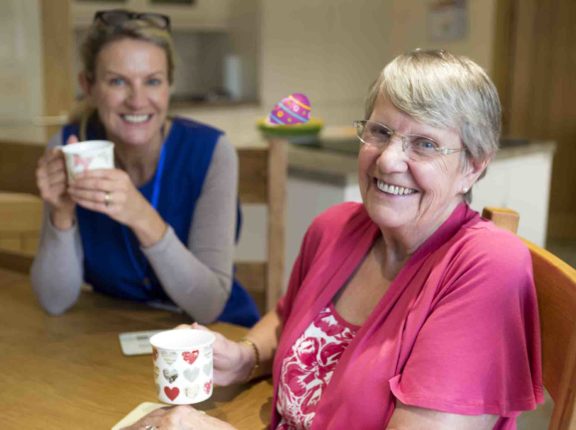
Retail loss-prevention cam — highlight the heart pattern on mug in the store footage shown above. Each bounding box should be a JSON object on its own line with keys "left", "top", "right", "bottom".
{"left": 164, "top": 386, "right": 180, "bottom": 401}
{"left": 182, "top": 350, "right": 199, "bottom": 365}
{"left": 73, "top": 154, "right": 94, "bottom": 172}
{"left": 204, "top": 380, "right": 213, "bottom": 394}
{"left": 163, "top": 368, "right": 178, "bottom": 384}
{"left": 160, "top": 350, "right": 178, "bottom": 365}
{"left": 186, "top": 385, "right": 199, "bottom": 399}
{"left": 183, "top": 367, "right": 199, "bottom": 383}
{"left": 202, "top": 362, "right": 211, "bottom": 376}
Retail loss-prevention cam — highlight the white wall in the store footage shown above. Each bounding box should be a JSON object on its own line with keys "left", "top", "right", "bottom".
{"left": 0, "top": 0, "right": 46, "bottom": 142}
{"left": 259, "top": 0, "right": 499, "bottom": 129}
{"left": 387, "top": 0, "right": 498, "bottom": 73}
{"left": 259, "top": 0, "right": 392, "bottom": 127}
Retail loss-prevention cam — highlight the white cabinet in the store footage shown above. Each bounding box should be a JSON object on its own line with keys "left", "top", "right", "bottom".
{"left": 471, "top": 146, "right": 555, "bottom": 247}
{"left": 72, "top": 0, "right": 231, "bottom": 31}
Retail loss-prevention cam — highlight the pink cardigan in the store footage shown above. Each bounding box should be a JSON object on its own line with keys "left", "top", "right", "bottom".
{"left": 272, "top": 202, "right": 543, "bottom": 430}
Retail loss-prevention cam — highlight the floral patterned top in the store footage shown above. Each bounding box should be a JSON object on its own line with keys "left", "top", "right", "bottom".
{"left": 276, "top": 304, "right": 360, "bottom": 430}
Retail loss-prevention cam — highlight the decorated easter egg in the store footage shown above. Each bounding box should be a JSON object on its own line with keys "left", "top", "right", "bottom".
{"left": 267, "top": 93, "right": 311, "bottom": 125}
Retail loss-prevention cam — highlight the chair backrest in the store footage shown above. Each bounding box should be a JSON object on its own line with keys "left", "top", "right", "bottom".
{"left": 235, "top": 138, "right": 286, "bottom": 314}
{"left": 0, "top": 141, "right": 44, "bottom": 273}
{"left": 483, "top": 207, "right": 576, "bottom": 430}
{"left": 0, "top": 141, "right": 44, "bottom": 195}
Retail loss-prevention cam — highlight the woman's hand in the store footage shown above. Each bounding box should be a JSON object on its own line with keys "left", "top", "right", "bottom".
{"left": 122, "top": 405, "right": 236, "bottom": 430}
{"left": 67, "top": 168, "right": 166, "bottom": 246}
{"left": 36, "top": 136, "right": 77, "bottom": 229}
{"left": 177, "top": 324, "right": 256, "bottom": 386}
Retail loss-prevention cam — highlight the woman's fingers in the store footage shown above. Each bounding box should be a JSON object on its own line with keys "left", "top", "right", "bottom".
{"left": 68, "top": 173, "right": 124, "bottom": 213}
{"left": 66, "top": 134, "right": 79, "bottom": 145}
{"left": 69, "top": 178, "right": 116, "bottom": 196}
{"left": 175, "top": 323, "right": 196, "bottom": 330}
{"left": 37, "top": 150, "right": 70, "bottom": 202}
{"left": 47, "top": 171, "right": 68, "bottom": 188}
{"left": 68, "top": 187, "right": 112, "bottom": 206}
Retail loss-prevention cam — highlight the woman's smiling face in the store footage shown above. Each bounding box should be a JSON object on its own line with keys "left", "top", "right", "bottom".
{"left": 358, "top": 95, "right": 480, "bottom": 244}
{"left": 81, "top": 38, "right": 170, "bottom": 149}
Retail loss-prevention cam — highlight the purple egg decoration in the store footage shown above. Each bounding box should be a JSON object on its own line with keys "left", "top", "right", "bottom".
{"left": 267, "top": 93, "right": 311, "bottom": 125}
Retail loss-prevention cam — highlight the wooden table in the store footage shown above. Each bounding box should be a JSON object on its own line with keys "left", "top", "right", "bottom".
{"left": 0, "top": 268, "right": 273, "bottom": 429}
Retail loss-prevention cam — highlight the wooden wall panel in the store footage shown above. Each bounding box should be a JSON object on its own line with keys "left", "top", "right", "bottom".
{"left": 40, "top": 0, "right": 74, "bottom": 137}
{"left": 502, "top": 0, "right": 576, "bottom": 240}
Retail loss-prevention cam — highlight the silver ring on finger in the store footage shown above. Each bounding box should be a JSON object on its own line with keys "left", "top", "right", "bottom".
{"left": 104, "top": 191, "right": 112, "bottom": 207}
{"left": 143, "top": 425, "right": 157, "bottom": 430}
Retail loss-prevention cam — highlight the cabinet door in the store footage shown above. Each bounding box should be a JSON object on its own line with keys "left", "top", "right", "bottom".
{"left": 472, "top": 152, "right": 554, "bottom": 247}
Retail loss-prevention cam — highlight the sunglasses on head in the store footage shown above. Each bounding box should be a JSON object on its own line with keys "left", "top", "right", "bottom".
{"left": 93, "top": 9, "right": 171, "bottom": 31}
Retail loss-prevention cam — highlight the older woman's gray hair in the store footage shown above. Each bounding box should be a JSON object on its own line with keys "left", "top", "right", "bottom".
{"left": 365, "top": 49, "right": 501, "bottom": 181}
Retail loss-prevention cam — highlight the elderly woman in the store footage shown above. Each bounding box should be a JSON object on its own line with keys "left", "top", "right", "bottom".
{"left": 31, "top": 10, "right": 259, "bottom": 327}
{"left": 128, "top": 49, "right": 543, "bottom": 430}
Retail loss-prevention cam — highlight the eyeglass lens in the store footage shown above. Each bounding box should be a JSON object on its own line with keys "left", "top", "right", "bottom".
{"left": 355, "top": 120, "right": 444, "bottom": 160}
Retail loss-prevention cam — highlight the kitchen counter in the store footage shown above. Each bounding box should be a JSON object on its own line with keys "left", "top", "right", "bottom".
{"left": 0, "top": 103, "right": 267, "bottom": 148}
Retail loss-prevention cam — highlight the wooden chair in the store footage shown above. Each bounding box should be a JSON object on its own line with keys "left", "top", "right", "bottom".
{"left": 483, "top": 207, "right": 576, "bottom": 430}
{"left": 0, "top": 141, "right": 44, "bottom": 274}
{"left": 236, "top": 138, "right": 287, "bottom": 314}
{"left": 0, "top": 141, "right": 44, "bottom": 195}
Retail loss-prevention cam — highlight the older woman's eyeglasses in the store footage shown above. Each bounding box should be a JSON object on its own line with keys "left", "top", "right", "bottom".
{"left": 93, "top": 9, "right": 171, "bottom": 31}
{"left": 353, "top": 120, "right": 464, "bottom": 161}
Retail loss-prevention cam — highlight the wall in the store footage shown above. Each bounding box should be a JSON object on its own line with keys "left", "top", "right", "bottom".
{"left": 0, "top": 0, "right": 73, "bottom": 143}
{"left": 259, "top": 0, "right": 499, "bottom": 129}
{"left": 0, "top": 0, "right": 44, "bottom": 142}
{"left": 259, "top": 0, "right": 392, "bottom": 127}
{"left": 503, "top": 0, "right": 576, "bottom": 241}
{"left": 387, "top": 0, "right": 498, "bottom": 73}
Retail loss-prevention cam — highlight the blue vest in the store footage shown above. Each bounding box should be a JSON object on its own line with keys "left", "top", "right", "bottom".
{"left": 62, "top": 117, "right": 259, "bottom": 327}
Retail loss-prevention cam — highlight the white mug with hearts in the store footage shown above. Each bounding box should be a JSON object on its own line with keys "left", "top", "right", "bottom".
{"left": 150, "top": 329, "right": 215, "bottom": 405}
{"left": 60, "top": 140, "right": 114, "bottom": 183}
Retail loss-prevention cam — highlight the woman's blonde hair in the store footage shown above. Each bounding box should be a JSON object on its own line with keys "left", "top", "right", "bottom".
{"left": 71, "top": 16, "right": 176, "bottom": 138}
{"left": 365, "top": 49, "right": 501, "bottom": 167}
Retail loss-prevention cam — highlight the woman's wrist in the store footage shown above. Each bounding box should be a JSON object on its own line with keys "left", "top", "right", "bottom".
{"left": 238, "top": 338, "right": 260, "bottom": 382}
{"left": 131, "top": 204, "right": 168, "bottom": 247}
{"left": 50, "top": 208, "right": 75, "bottom": 230}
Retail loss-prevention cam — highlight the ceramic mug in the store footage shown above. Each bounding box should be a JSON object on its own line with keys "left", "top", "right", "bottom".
{"left": 150, "top": 329, "right": 215, "bottom": 405}
{"left": 60, "top": 140, "right": 114, "bottom": 182}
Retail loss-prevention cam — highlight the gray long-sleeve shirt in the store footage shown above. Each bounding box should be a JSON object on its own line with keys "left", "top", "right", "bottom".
{"left": 31, "top": 130, "right": 238, "bottom": 323}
